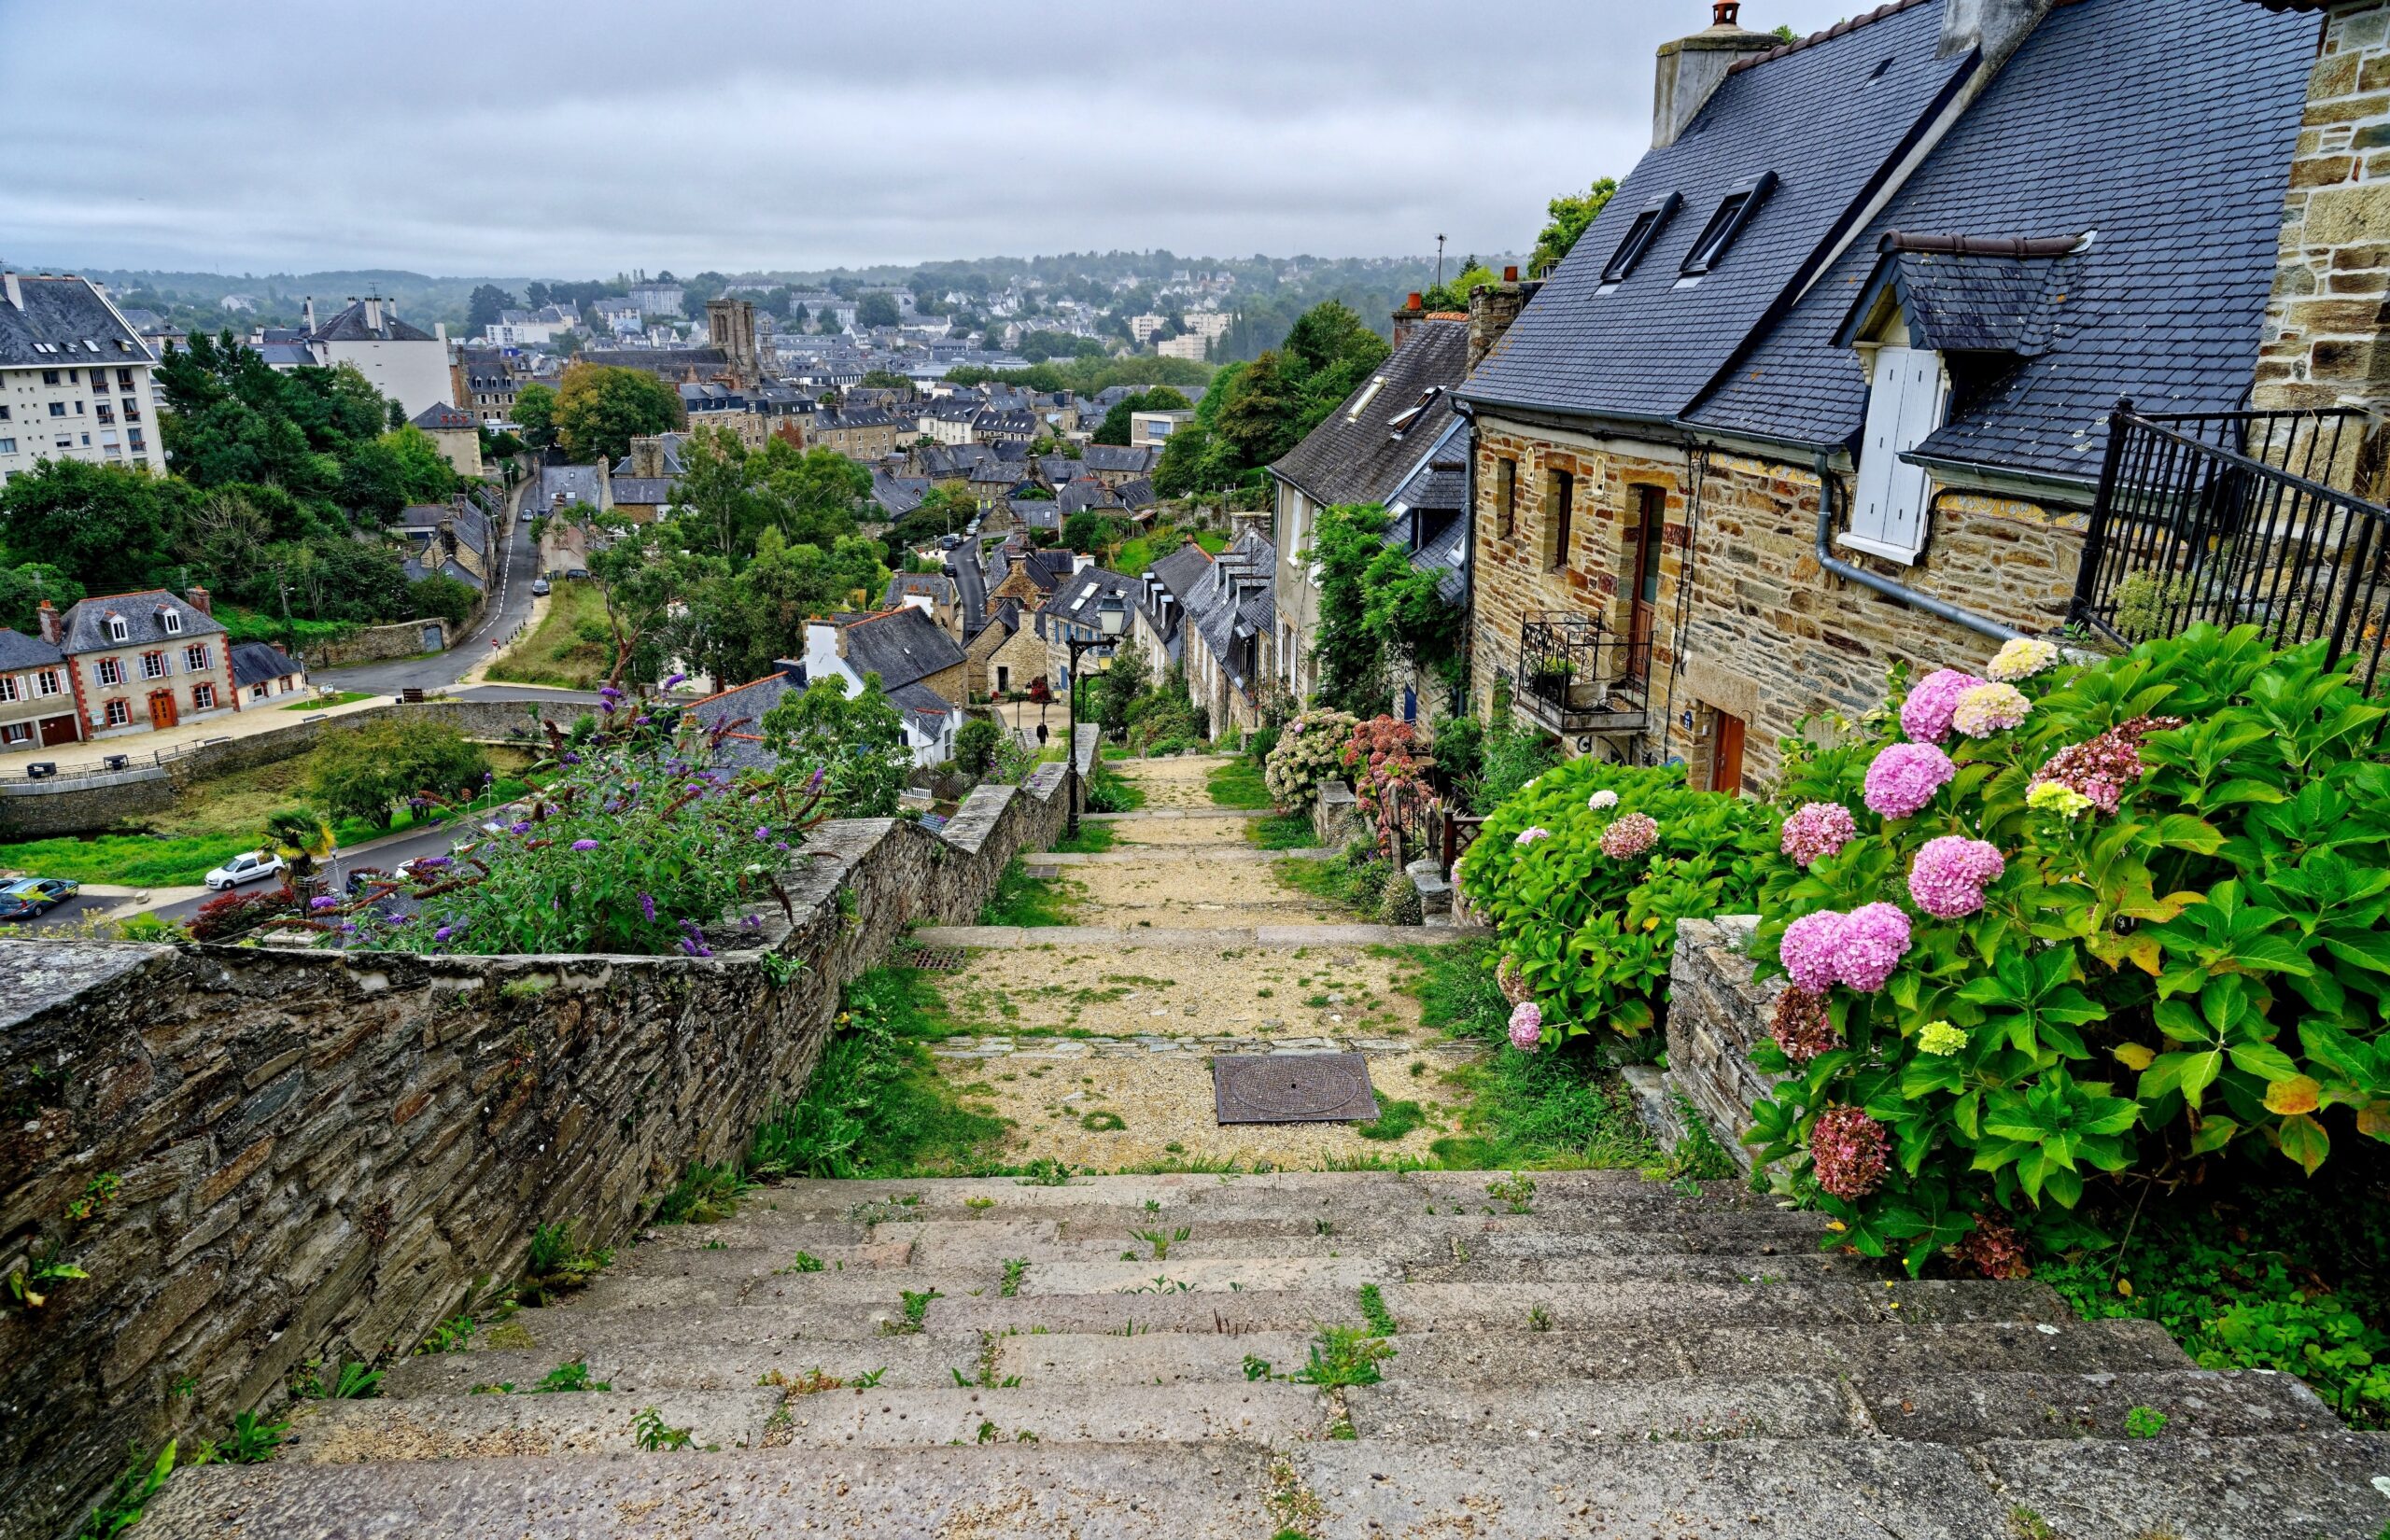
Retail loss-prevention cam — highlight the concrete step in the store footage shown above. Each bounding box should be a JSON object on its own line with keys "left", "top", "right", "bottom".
{"left": 388, "top": 1335, "right": 987, "bottom": 1399}
{"left": 1858, "top": 1367, "right": 2339, "bottom": 1444}
{"left": 760, "top": 1383, "right": 1324, "bottom": 1449}
{"left": 140, "top": 1443, "right": 1279, "bottom": 1538}
{"left": 283, "top": 1389, "right": 783, "bottom": 1463}
{"left": 899, "top": 1226, "right": 1849, "bottom": 1270}
{"left": 910, "top": 922, "right": 1490, "bottom": 948}
{"left": 1346, "top": 1373, "right": 1855, "bottom": 1442}
{"left": 1970, "top": 1431, "right": 2390, "bottom": 1539}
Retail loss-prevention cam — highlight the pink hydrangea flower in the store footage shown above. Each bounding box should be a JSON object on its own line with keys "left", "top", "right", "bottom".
{"left": 1810, "top": 1106, "right": 1890, "bottom": 1200}
{"left": 1770, "top": 988, "right": 1839, "bottom": 1065}
{"left": 1587, "top": 789, "right": 1619, "bottom": 811}
{"left": 1778, "top": 910, "right": 1847, "bottom": 994}
{"left": 1835, "top": 903, "right": 1913, "bottom": 993}
{"left": 1951, "top": 682, "right": 2031, "bottom": 739}
{"left": 2032, "top": 715, "right": 2185, "bottom": 815}
{"left": 1907, "top": 835, "right": 2006, "bottom": 918}
{"left": 1780, "top": 802, "right": 1858, "bottom": 869}
{"left": 1863, "top": 741, "right": 1956, "bottom": 819}
{"left": 1901, "top": 669, "right": 1986, "bottom": 744}
{"left": 1514, "top": 826, "right": 1551, "bottom": 847}
{"left": 1599, "top": 812, "right": 1659, "bottom": 861}
{"left": 1508, "top": 1001, "right": 1543, "bottom": 1052}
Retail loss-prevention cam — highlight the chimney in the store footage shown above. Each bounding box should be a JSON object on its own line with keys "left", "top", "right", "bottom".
{"left": 364, "top": 295, "right": 384, "bottom": 332}
{"left": 36, "top": 599, "right": 60, "bottom": 646}
{"left": 1653, "top": 3, "right": 1778, "bottom": 149}
{"left": 185, "top": 585, "right": 212, "bottom": 616}
{"left": 595, "top": 453, "right": 613, "bottom": 509}
{"left": 1468, "top": 277, "right": 1542, "bottom": 374}
{"left": 1392, "top": 292, "right": 1426, "bottom": 348}
{"left": 1504, "top": 266, "right": 1519, "bottom": 283}
{"left": 775, "top": 656, "right": 806, "bottom": 685}
{"left": 303, "top": 296, "right": 316, "bottom": 331}
{"left": 1, "top": 272, "right": 19, "bottom": 310}
{"left": 1939, "top": 0, "right": 2057, "bottom": 66}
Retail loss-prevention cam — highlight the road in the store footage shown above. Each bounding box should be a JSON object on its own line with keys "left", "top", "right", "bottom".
{"left": 316, "top": 470, "right": 543, "bottom": 695}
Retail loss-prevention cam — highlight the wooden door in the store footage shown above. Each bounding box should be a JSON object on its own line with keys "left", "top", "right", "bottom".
{"left": 148, "top": 690, "right": 178, "bottom": 730}
{"left": 38, "top": 714, "right": 77, "bottom": 746}
{"left": 1627, "top": 485, "right": 1666, "bottom": 680}
{"left": 1709, "top": 709, "right": 1747, "bottom": 795}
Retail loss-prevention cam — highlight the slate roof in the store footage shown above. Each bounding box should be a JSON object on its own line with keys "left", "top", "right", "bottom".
{"left": 1688, "top": 0, "right": 2316, "bottom": 487}
{"left": 538, "top": 464, "right": 604, "bottom": 511}
{"left": 57, "top": 590, "right": 225, "bottom": 652}
{"left": 1179, "top": 530, "right": 1275, "bottom": 689}
{"left": 1460, "top": 0, "right": 1970, "bottom": 425}
{"left": 310, "top": 299, "right": 437, "bottom": 344}
{"left": 410, "top": 400, "right": 478, "bottom": 432}
{"left": 882, "top": 571, "right": 958, "bottom": 609}
{"left": 841, "top": 606, "right": 966, "bottom": 691}
{"left": 0, "top": 628, "right": 63, "bottom": 670}
{"left": 1833, "top": 242, "right": 2081, "bottom": 357}
{"left": 1038, "top": 454, "right": 1085, "bottom": 483}
{"left": 1114, "top": 478, "right": 1158, "bottom": 510}
{"left": 1009, "top": 499, "right": 1061, "bottom": 531}
{"left": 685, "top": 670, "right": 802, "bottom": 774}
{"left": 887, "top": 680, "right": 960, "bottom": 722}
{"left": 872, "top": 471, "right": 931, "bottom": 517}
{"left": 582, "top": 346, "right": 729, "bottom": 378}
{"left": 1058, "top": 481, "right": 1121, "bottom": 517}
{"left": 0, "top": 274, "right": 155, "bottom": 369}
{"left": 1081, "top": 443, "right": 1158, "bottom": 475}
{"left": 611, "top": 477, "right": 679, "bottom": 505}
{"left": 229, "top": 642, "right": 306, "bottom": 688}
{"left": 1272, "top": 320, "right": 1468, "bottom": 508}
{"left": 1037, "top": 567, "right": 1142, "bottom": 638}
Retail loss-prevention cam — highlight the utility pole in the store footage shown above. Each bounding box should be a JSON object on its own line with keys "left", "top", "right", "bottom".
{"left": 1436, "top": 235, "right": 1447, "bottom": 289}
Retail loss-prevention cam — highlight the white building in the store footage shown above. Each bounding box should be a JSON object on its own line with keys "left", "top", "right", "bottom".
{"left": 275, "top": 297, "right": 452, "bottom": 418}
{"left": 483, "top": 305, "right": 577, "bottom": 346}
{"left": 0, "top": 272, "right": 167, "bottom": 488}
{"left": 628, "top": 282, "right": 685, "bottom": 317}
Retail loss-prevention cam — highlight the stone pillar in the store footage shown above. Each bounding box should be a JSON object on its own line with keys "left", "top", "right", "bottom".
{"left": 2256, "top": 2, "right": 2390, "bottom": 417}
{"left": 1467, "top": 280, "right": 1540, "bottom": 372}
{"left": 1655, "top": 914, "right": 1784, "bottom": 1170}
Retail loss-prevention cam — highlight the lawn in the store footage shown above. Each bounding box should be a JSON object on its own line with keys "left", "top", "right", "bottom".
{"left": 1206, "top": 758, "right": 1273, "bottom": 809}
{"left": 1049, "top": 822, "right": 1117, "bottom": 854}
{"left": 282, "top": 691, "right": 376, "bottom": 711}
{"left": 977, "top": 857, "right": 1084, "bottom": 926}
{"left": 0, "top": 748, "right": 537, "bottom": 887}
{"left": 1249, "top": 812, "right": 1315, "bottom": 849}
{"left": 485, "top": 580, "right": 613, "bottom": 691}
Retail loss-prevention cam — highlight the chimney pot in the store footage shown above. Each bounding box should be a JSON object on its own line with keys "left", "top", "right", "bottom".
{"left": 1407, "top": 292, "right": 1424, "bottom": 310}
{"left": 1504, "top": 265, "right": 1520, "bottom": 283}
{"left": 185, "top": 586, "right": 212, "bottom": 616}
{"left": 1714, "top": 1, "right": 1740, "bottom": 23}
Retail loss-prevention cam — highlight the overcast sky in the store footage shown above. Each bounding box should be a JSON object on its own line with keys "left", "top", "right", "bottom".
{"left": 2, "top": 0, "right": 1863, "bottom": 279}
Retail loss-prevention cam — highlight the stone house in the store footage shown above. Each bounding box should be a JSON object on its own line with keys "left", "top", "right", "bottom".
{"left": 408, "top": 399, "right": 484, "bottom": 479}
{"left": 984, "top": 604, "right": 1050, "bottom": 697}
{"left": 230, "top": 642, "right": 309, "bottom": 706}
{"left": 807, "top": 405, "right": 900, "bottom": 461}
{"left": 964, "top": 599, "right": 1020, "bottom": 699}
{"left": 0, "top": 627, "right": 81, "bottom": 748}
{"left": 1035, "top": 567, "right": 1143, "bottom": 697}
{"left": 35, "top": 587, "right": 240, "bottom": 740}
{"left": 987, "top": 543, "right": 1078, "bottom": 610}
{"left": 1457, "top": 0, "right": 2327, "bottom": 794}
{"left": 450, "top": 352, "right": 518, "bottom": 424}
{"left": 1078, "top": 442, "right": 1159, "bottom": 488}
{"left": 881, "top": 570, "right": 963, "bottom": 640}
{"left": 1137, "top": 529, "right": 1276, "bottom": 742}
{"left": 801, "top": 605, "right": 970, "bottom": 766}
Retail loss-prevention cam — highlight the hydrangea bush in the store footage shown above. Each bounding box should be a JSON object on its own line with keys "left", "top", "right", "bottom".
{"left": 1459, "top": 758, "right": 1777, "bottom": 1039}
{"left": 1745, "top": 625, "right": 2390, "bottom": 1272}
{"left": 1264, "top": 708, "right": 1359, "bottom": 814}
{"left": 1340, "top": 715, "right": 1432, "bottom": 857}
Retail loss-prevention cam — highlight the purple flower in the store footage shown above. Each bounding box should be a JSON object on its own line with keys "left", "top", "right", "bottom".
{"left": 433, "top": 926, "right": 455, "bottom": 944}
{"left": 1514, "top": 825, "right": 1552, "bottom": 847}
{"left": 339, "top": 921, "right": 358, "bottom": 935}
{"left": 739, "top": 913, "right": 764, "bottom": 931}
{"left": 414, "top": 856, "right": 451, "bottom": 872}
{"left": 1779, "top": 910, "right": 1847, "bottom": 994}
{"left": 1507, "top": 1001, "right": 1543, "bottom": 1053}
{"left": 599, "top": 699, "right": 618, "bottom": 714}
{"left": 1901, "top": 669, "right": 1986, "bottom": 745}
{"left": 634, "top": 715, "right": 653, "bottom": 726}
{"left": 1863, "top": 742, "right": 1956, "bottom": 819}
{"left": 599, "top": 685, "right": 625, "bottom": 700}
{"left": 679, "top": 936, "right": 713, "bottom": 958}
{"left": 1835, "top": 903, "right": 1913, "bottom": 993}
{"left": 561, "top": 751, "right": 582, "bottom": 765}
{"left": 640, "top": 892, "right": 656, "bottom": 922}
{"left": 1908, "top": 835, "right": 2006, "bottom": 919}
{"left": 483, "top": 769, "right": 496, "bottom": 783}
{"left": 754, "top": 825, "right": 771, "bottom": 841}
{"left": 570, "top": 838, "right": 599, "bottom": 851}
{"left": 309, "top": 896, "right": 338, "bottom": 911}
{"left": 1780, "top": 802, "right": 1857, "bottom": 869}
{"left": 510, "top": 820, "right": 533, "bottom": 835}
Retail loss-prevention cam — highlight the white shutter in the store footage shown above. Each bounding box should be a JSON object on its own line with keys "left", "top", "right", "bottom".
{"left": 1842, "top": 345, "right": 1947, "bottom": 565}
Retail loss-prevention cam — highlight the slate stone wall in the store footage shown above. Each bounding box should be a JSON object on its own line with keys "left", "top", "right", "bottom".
{"left": 1468, "top": 420, "right": 2080, "bottom": 790}
{"left": 312, "top": 619, "right": 450, "bottom": 668}
{"left": 0, "top": 743, "right": 1083, "bottom": 1540}
{"left": 1657, "top": 915, "right": 1784, "bottom": 1172}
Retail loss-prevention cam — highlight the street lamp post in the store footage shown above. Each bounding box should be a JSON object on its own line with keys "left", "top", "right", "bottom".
{"left": 1063, "top": 593, "right": 1127, "bottom": 841}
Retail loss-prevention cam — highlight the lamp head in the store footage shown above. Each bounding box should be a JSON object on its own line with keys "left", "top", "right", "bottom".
{"left": 1097, "top": 594, "right": 1126, "bottom": 637}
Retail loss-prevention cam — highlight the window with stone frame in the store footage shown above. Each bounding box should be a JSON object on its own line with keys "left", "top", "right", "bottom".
{"left": 95, "top": 657, "right": 122, "bottom": 686}
{"left": 140, "top": 651, "right": 167, "bottom": 680}
{"left": 1542, "top": 469, "right": 1576, "bottom": 572}
{"left": 104, "top": 698, "right": 129, "bottom": 726}
{"left": 1496, "top": 455, "right": 1518, "bottom": 539}
{"left": 192, "top": 681, "right": 217, "bottom": 710}
{"left": 34, "top": 668, "right": 60, "bottom": 696}
{"left": 185, "top": 643, "right": 211, "bottom": 672}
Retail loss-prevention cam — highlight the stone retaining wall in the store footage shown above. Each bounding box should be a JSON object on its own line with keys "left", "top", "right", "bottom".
{"left": 312, "top": 619, "right": 449, "bottom": 668}
{"left": 0, "top": 734, "right": 1090, "bottom": 1540}
{"left": 0, "top": 768, "right": 177, "bottom": 839}
{"left": 1653, "top": 914, "right": 1784, "bottom": 1172}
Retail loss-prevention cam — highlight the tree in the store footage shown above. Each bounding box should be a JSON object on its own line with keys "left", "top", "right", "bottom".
{"left": 306, "top": 718, "right": 490, "bottom": 830}
{"left": 953, "top": 715, "right": 1005, "bottom": 775}
{"left": 1092, "top": 386, "right": 1192, "bottom": 446}
{"left": 1061, "top": 510, "right": 1123, "bottom": 555}
{"left": 859, "top": 369, "right": 911, "bottom": 390}
{"left": 1211, "top": 351, "right": 1302, "bottom": 469}
{"left": 513, "top": 383, "right": 558, "bottom": 450}
{"left": 0, "top": 460, "right": 188, "bottom": 595}
{"left": 551, "top": 362, "right": 682, "bottom": 464}
{"left": 1419, "top": 264, "right": 1502, "bottom": 313}
{"left": 1308, "top": 502, "right": 1396, "bottom": 718}
{"left": 467, "top": 285, "right": 518, "bottom": 333}
{"left": 759, "top": 676, "right": 910, "bottom": 817}
{"left": 1091, "top": 644, "right": 1148, "bottom": 740}
{"left": 339, "top": 426, "right": 457, "bottom": 525}
{"left": 0, "top": 563, "right": 83, "bottom": 634}
{"left": 409, "top": 573, "right": 479, "bottom": 628}
{"left": 856, "top": 292, "right": 902, "bottom": 329}
{"left": 1531, "top": 179, "right": 1619, "bottom": 278}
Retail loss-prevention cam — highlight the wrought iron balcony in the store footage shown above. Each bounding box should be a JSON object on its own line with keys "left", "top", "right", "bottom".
{"left": 1511, "top": 612, "right": 1651, "bottom": 739}
{"left": 2073, "top": 403, "right": 2389, "bottom": 691}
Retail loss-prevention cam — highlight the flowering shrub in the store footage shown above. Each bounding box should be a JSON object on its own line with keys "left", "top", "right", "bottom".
{"left": 1746, "top": 624, "right": 2390, "bottom": 1273}
{"left": 1340, "top": 715, "right": 1432, "bottom": 858}
{"left": 190, "top": 885, "right": 298, "bottom": 942}
{"left": 1780, "top": 801, "right": 1856, "bottom": 869}
{"left": 1264, "top": 708, "right": 1359, "bottom": 814}
{"left": 1459, "top": 758, "right": 1776, "bottom": 1039}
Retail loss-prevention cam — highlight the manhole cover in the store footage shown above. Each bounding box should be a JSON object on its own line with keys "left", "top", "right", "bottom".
{"left": 901, "top": 946, "right": 969, "bottom": 973}
{"left": 1213, "top": 1053, "right": 1380, "bottom": 1125}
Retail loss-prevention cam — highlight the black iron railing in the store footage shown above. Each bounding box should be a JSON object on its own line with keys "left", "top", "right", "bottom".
{"left": 2072, "top": 402, "right": 2390, "bottom": 691}
{"left": 1511, "top": 612, "right": 1651, "bottom": 737}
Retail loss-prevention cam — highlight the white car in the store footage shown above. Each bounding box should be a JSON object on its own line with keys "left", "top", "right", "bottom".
{"left": 204, "top": 850, "right": 287, "bottom": 891}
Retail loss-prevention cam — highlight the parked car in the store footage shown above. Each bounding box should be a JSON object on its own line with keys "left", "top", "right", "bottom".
{"left": 204, "top": 850, "right": 286, "bottom": 891}
{"left": 0, "top": 877, "right": 79, "bottom": 918}
{"left": 565, "top": 567, "right": 589, "bottom": 581}
{"left": 531, "top": 577, "right": 551, "bottom": 596}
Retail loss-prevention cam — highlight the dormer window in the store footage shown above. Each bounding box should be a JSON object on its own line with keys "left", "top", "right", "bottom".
{"left": 106, "top": 614, "right": 129, "bottom": 643}
{"left": 1680, "top": 174, "right": 1778, "bottom": 281}
{"left": 161, "top": 609, "right": 183, "bottom": 636}
{"left": 1598, "top": 193, "right": 1682, "bottom": 290}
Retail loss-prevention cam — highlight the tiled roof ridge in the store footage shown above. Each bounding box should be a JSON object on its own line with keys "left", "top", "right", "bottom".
{"left": 1728, "top": 0, "right": 1933, "bottom": 73}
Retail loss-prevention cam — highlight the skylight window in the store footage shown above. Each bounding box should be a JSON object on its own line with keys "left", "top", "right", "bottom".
{"left": 1598, "top": 193, "right": 1683, "bottom": 290}
{"left": 1386, "top": 386, "right": 1444, "bottom": 438}
{"left": 1680, "top": 173, "right": 1779, "bottom": 281}
{"left": 1345, "top": 376, "right": 1389, "bottom": 421}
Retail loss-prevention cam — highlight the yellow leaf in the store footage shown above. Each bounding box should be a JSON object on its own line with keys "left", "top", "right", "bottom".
{"left": 2359, "top": 1102, "right": 2390, "bottom": 1141}
{"left": 1824, "top": 1221, "right": 1847, "bottom": 1233}
{"left": 2124, "top": 938, "right": 2163, "bottom": 977}
{"left": 2264, "top": 1076, "right": 2323, "bottom": 1116}
{"left": 2113, "top": 1043, "right": 2157, "bottom": 1071}
{"left": 2116, "top": 1279, "right": 2133, "bottom": 1297}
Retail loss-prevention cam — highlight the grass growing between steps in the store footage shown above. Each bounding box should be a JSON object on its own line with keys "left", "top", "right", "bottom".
{"left": 977, "top": 858, "right": 1084, "bottom": 926}
{"left": 1383, "top": 939, "right": 1660, "bottom": 1172}
{"left": 1249, "top": 813, "right": 1316, "bottom": 850}
{"left": 1275, "top": 845, "right": 1399, "bottom": 921}
{"left": 1207, "top": 759, "right": 1274, "bottom": 809}
{"left": 1048, "top": 822, "right": 1117, "bottom": 854}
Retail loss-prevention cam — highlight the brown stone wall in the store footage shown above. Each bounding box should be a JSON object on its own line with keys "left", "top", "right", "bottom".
{"left": 1659, "top": 915, "right": 1782, "bottom": 1171}
{"left": 313, "top": 618, "right": 451, "bottom": 668}
{"left": 0, "top": 748, "right": 1085, "bottom": 1540}
{"left": 2257, "top": 2, "right": 2390, "bottom": 420}
{"left": 1468, "top": 414, "right": 2088, "bottom": 790}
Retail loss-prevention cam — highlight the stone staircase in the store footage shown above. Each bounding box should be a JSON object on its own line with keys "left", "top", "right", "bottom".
{"left": 141, "top": 1169, "right": 2390, "bottom": 1538}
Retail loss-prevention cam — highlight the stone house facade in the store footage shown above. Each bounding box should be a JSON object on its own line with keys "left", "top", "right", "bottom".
{"left": 34, "top": 588, "right": 242, "bottom": 742}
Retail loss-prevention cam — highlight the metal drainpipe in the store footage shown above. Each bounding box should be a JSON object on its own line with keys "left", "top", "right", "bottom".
{"left": 1810, "top": 449, "right": 2024, "bottom": 644}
